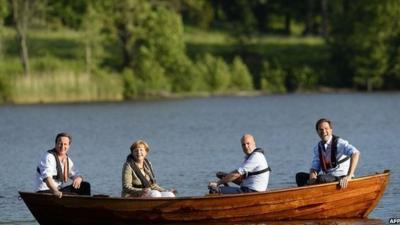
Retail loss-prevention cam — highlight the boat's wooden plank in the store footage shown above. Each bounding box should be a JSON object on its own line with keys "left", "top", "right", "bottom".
{"left": 157, "top": 187, "right": 380, "bottom": 221}
{"left": 156, "top": 181, "right": 381, "bottom": 217}
{"left": 18, "top": 171, "right": 390, "bottom": 224}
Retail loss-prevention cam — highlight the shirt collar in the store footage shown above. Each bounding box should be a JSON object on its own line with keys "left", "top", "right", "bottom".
{"left": 324, "top": 135, "right": 333, "bottom": 146}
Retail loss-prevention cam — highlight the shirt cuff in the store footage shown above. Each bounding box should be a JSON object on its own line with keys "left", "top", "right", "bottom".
{"left": 237, "top": 168, "right": 246, "bottom": 175}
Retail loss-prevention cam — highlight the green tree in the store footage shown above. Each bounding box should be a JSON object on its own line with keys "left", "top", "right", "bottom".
{"left": 288, "top": 66, "right": 318, "bottom": 91}
{"left": 197, "top": 53, "right": 231, "bottom": 92}
{"left": 386, "top": 39, "right": 400, "bottom": 89}
{"left": 230, "top": 56, "right": 253, "bottom": 91}
{"left": 99, "top": 0, "right": 151, "bottom": 70}
{"left": 135, "top": 49, "right": 171, "bottom": 96}
{"left": 11, "top": 0, "right": 35, "bottom": 76}
{"left": 46, "top": 0, "right": 88, "bottom": 29}
{"left": 0, "top": 1, "right": 11, "bottom": 103}
{"left": 384, "top": 2, "right": 400, "bottom": 89}
{"left": 213, "top": 0, "right": 257, "bottom": 39}
{"left": 101, "top": 0, "right": 198, "bottom": 95}
{"left": 182, "top": 0, "right": 213, "bottom": 29}
{"left": 0, "top": 0, "right": 9, "bottom": 59}
{"left": 260, "top": 61, "right": 287, "bottom": 93}
{"left": 168, "top": 58, "right": 204, "bottom": 92}
{"left": 160, "top": 0, "right": 214, "bottom": 29}
{"left": 81, "top": 2, "right": 103, "bottom": 75}
{"left": 0, "top": 74, "right": 11, "bottom": 103}
{"left": 139, "top": 5, "right": 192, "bottom": 92}
{"left": 327, "top": 0, "right": 400, "bottom": 91}
{"left": 211, "top": 0, "right": 308, "bottom": 36}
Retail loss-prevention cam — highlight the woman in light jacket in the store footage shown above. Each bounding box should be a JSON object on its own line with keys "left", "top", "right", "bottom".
{"left": 121, "top": 139, "right": 175, "bottom": 197}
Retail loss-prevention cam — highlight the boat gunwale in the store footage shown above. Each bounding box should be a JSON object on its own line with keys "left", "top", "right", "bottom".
{"left": 18, "top": 170, "right": 390, "bottom": 202}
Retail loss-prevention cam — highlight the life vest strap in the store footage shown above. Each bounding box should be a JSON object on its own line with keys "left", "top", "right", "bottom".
{"left": 245, "top": 166, "right": 271, "bottom": 178}
{"left": 36, "top": 149, "right": 68, "bottom": 182}
{"left": 243, "top": 148, "right": 270, "bottom": 178}
{"left": 126, "top": 155, "right": 155, "bottom": 188}
{"left": 337, "top": 155, "right": 350, "bottom": 164}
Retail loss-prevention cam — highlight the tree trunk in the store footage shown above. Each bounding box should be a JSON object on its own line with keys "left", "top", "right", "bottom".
{"left": 367, "top": 78, "right": 373, "bottom": 92}
{"left": 304, "top": 0, "right": 314, "bottom": 35}
{"left": 284, "top": 12, "right": 291, "bottom": 35}
{"left": 320, "top": 0, "right": 328, "bottom": 37}
{"left": 343, "top": 0, "right": 350, "bottom": 12}
{"left": 12, "top": 0, "right": 31, "bottom": 77}
{"left": 85, "top": 41, "right": 92, "bottom": 75}
{"left": 0, "top": 23, "right": 3, "bottom": 59}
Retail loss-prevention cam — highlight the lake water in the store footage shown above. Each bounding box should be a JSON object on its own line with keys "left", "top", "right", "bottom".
{"left": 0, "top": 93, "right": 399, "bottom": 225}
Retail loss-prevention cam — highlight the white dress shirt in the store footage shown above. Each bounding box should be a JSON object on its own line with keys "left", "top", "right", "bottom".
{"left": 237, "top": 151, "right": 269, "bottom": 191}
{"left": 35, "top": 151, "right": 80, "bottom": 191}
{"left": 311, "top": 136, "right": 360, "bottom": 177}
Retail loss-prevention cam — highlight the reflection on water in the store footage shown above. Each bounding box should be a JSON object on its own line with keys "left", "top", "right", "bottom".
{"left": 0, "top": 219, "right": 386, "bottom": 225}
{"left": 138, "top": 219, "right": 385, "bottom": 225}
{"left": 231, "top": 219, "right": 385, "bottom": 225}
{"left": 1, "top": 94, "right": 399, "bottom": 225}
{"left": 0, "top": 220, "right": 36, "bottom": 225}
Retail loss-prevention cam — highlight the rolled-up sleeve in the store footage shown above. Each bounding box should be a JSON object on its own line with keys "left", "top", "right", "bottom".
{"left": 39, "top": 154, "right": 57, "bottom": 181}
{"left": 339, "top": 139, "right": 360, "bottom": 156}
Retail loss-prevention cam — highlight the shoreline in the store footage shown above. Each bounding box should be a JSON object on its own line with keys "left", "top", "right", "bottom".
{"left": 2, "top": 87, "right": 399, "bottom": 106}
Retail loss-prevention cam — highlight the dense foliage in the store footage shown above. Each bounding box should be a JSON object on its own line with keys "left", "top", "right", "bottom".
{"left": 327, "top": 0, "right": 400, "bottom": 91}
{"left": 1, "top": 0, "right": 400, "bottom": 103}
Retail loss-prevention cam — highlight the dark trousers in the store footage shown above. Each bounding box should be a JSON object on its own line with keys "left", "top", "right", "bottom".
{"left": 240, "top": 186, "right": 257, "bottom": 193}
{"left": 295, "top": 172, "right": 339, "bottom": 187}
{"left": 38, "top": 181, "right": 91, "bottom": 195}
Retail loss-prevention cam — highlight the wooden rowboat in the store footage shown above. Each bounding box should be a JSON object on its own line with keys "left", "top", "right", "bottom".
{"left": 19, "top": 170, "right": 390, "bottom": 225}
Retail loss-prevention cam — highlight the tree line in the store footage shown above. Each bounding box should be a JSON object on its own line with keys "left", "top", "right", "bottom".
{"left": 1, "top": 0, "right": 400, "bottom": 103}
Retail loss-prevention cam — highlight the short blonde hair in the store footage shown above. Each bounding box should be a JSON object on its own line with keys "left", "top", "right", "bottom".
{"left": 130, "top": 139, "right": 150, "bottom": 153}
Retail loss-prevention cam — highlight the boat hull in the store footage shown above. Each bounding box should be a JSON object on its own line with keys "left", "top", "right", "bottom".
{"left": 19, "top": 171, "right": 389, "bottom": 225}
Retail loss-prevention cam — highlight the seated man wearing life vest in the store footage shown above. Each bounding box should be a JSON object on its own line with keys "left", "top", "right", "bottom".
{"left": 296, "top": 118, "right": 360, "bottom": 189}
{"left": 208, "top": 134, "right": 270, "bottom": 194}
{"left": 35, "top": 132, "right": 91, "bottom": 198}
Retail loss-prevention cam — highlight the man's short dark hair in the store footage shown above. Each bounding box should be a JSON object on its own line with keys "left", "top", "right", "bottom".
{"left": 55, "top": 132, "right": 72, "bottom": 144}
{"left": 315, "top": 118, "right": 332, "bottom": 131}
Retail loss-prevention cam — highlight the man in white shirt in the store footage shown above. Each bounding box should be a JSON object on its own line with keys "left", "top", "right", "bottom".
{"left": 296, "top": 118, "right": 360, "bottom": 189}
{"left": 35, "top": 132, "right": 90, "bottom": 198}
{"left": 208, "top": 134, "right": 270, "bottom": 194}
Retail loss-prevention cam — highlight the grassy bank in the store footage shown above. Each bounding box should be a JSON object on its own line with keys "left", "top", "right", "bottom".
{"left": 10, "top": 72, "right": 122, "bottom": 104}
{"left": 0, "top": 28, "right": 122, "bottom": 103}
{"left": 0, "top": 27, "right": 327, "bottom": 104}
